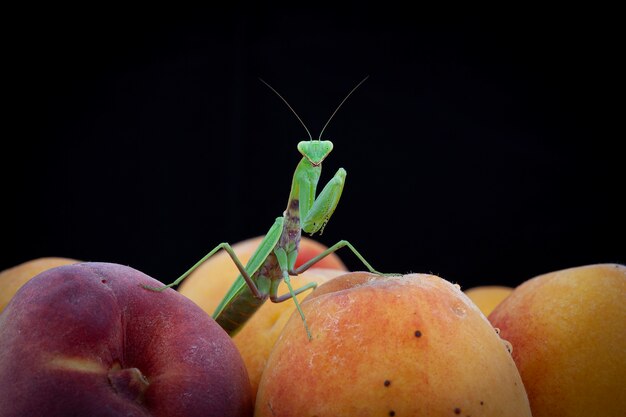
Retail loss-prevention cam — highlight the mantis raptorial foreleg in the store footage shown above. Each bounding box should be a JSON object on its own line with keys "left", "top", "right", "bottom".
{"left": 300, "top": 168, "right": 346, "bottom": 235}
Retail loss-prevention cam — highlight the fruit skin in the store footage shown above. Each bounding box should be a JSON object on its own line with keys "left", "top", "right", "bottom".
{"left": 0, "top": 262, "right": 253, "bottom": 417}
{"left": 464, "top": 285, "right": 513, "bottom": 316}
{"left": 255, "top": 272, "right": 532, "bottom": 417}
{"left": 177, "top": 235, "right": 346, "bottom": 316}
{"left": 488, "top": 263, "right": 626, "bottom": 417}
{"left": 232, "top": 267, "right": 345, "bottom": 404}
{"left": 0, "top": 257, "right": 79, "bottom": 313}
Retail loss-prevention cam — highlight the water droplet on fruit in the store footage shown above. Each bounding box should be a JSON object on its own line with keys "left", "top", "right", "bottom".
{"left": 452, "top": 303, "right": 466, "bottom": 317}
{"left": 502, "top": 339, "right": 513, "bottom": 354}
{"left": 492, "top": 327, "right": 513, "bottom": 354}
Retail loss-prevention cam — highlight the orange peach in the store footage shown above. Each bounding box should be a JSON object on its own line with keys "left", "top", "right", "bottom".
{"left": 464, "top": 285, "right": 513, "bottom": 316}
{"left": 0, "top": 257, "right": 79, "bottom": 313}
{"left": 255, "top": 272, "right": 532, "bottom": 416}
{"left": 489, "top": 263, "right": 626, "bottom": 417}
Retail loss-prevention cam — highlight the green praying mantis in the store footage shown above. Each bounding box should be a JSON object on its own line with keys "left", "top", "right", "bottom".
{"left": 146, "top": 76, "right": 388, "bottom": 340}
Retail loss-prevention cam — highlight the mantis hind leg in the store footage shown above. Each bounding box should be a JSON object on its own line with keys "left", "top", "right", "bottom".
{"left": 142, "top": 242, "right": 263, "bottom": 298}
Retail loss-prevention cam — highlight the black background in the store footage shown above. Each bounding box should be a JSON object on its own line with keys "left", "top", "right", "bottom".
{"left": 3, "top": 6, "right": 623, "bottom": 289}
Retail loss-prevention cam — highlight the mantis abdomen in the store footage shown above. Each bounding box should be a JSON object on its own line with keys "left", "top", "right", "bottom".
{"left": 213, "top": 254, "right": 279, "bottom": 334}
{"left": 214, "top": 290, "right": 267, "bottom": 334}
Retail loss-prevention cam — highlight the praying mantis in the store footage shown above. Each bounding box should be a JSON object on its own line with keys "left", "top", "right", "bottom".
{"left": 146, "top": 77, "right": 387, "bottom": 340}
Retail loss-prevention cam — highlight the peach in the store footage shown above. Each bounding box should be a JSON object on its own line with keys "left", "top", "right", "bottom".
{"left": 0, "top": 257, "right": 79, "bottom": 313}
{"left": 177, "top": 236, "right": 346, "bottom": 315}
{"left": 464, "top": 285, "right": 513, "bottom": 316}
{"left": 255, "top": 272, "right": 532, "bottom": 416}
{"left": 0, "top": 262, "right": 252, "bottom": 417}
{"left": 489, "top": 263, "right": 626, "bottom": 417}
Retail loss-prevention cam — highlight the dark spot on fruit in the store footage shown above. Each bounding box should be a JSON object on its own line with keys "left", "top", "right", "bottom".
{"left": 454, "top": 408, "right": 461, "bottom": 414}
{"left": 384, "top": 380, "right": 391, "bottom": 387}
{"left": 415, "top": 330, "right": 422, "bottom": 337}
{"left": 389, "top": 411, "right": 395, "bottom": 416}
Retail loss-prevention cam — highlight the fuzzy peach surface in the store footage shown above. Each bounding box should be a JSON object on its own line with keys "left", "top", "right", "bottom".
{"left": 489, "top": 263, "right": 626, "bottom": 417}
{"left": 0, "top": 257, "right": 79, "bottom": 313}
{"left": 255, "top": 272, "right": 531, "bottom": 417}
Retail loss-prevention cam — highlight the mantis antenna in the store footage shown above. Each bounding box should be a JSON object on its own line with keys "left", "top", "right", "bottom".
{"left": 259, "top": 78, "right": 313, "bottom": 141}
{"left": 318, "top": 75, "right": 370, "bottom": 141}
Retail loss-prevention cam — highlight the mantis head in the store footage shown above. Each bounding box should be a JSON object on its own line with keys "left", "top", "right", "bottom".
{"left": 298, "top": 140, "right": 333, "bottom": 166}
